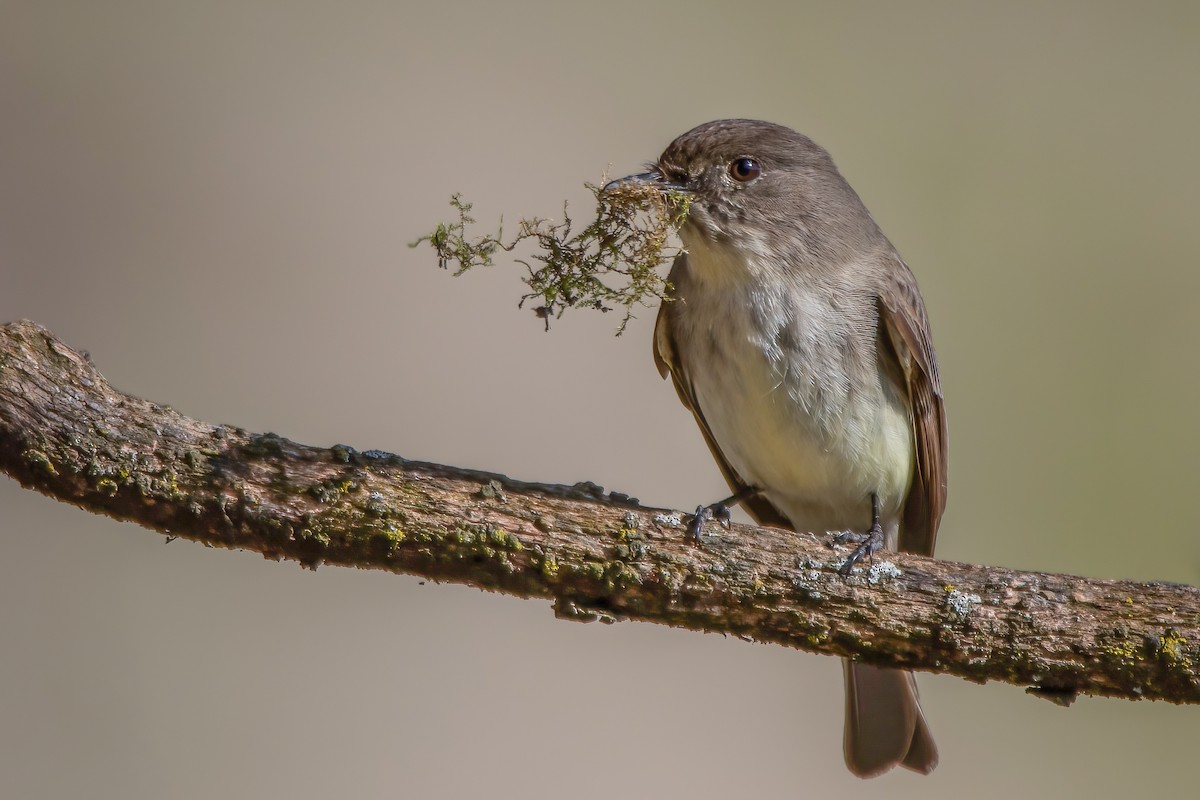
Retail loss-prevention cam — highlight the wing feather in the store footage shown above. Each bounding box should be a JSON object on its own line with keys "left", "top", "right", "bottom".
{"left": 875, "top": 256, "right": 948, "bottom": 555}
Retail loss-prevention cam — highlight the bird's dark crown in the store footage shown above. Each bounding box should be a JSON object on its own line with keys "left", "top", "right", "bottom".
{"left": 656, "top": 119, "right": 835, "bottom": 186}
{"left": 646, "top": 119, "right": 880, "bottom": 265}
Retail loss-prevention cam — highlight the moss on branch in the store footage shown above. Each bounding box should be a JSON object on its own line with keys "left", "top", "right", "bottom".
{"left": 2, "top": 319, "right": 1200, "bottom": 706}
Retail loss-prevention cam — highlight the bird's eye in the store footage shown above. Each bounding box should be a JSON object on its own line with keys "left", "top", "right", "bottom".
{"left": 729, "top": 157, "right": 761, "bottom": 182}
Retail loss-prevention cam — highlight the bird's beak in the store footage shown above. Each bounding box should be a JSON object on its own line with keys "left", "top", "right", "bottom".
{"left": 602, "top": 168, "right": 682, "bottom": 195}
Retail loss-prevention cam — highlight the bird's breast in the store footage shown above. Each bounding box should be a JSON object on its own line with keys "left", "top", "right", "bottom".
{"left": 673, "top": 262, "right": 914, "bottom": 532}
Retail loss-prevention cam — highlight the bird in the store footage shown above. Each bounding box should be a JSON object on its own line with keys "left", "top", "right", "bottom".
{"left": 609, "top": 119, "right": 947, "bottom": 777}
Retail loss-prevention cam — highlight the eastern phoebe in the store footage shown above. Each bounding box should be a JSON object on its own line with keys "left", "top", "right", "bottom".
{"left": 610, "top": 119, "right": 947, "bottom": 778}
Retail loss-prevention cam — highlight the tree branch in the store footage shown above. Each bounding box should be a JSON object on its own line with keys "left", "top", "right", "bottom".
{"left": 2, "top": 319, "right": 1197, "bottom": 704}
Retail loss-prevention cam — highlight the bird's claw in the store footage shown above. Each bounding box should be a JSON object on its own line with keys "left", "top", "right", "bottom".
{"left": 686, "top": 505, "right": 710, "bottom": 542}
{"left": 687, "top": 501, "right": 734, "bottom": 542}
{"left": 836, "top": 523, "right": 885, "bottom": 575}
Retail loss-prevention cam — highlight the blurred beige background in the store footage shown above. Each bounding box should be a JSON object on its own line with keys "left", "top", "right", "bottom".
{"left": 2, "top": 2, "right": 1198, "bottom": 798}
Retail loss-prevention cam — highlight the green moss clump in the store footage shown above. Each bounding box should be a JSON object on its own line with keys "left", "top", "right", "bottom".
{"left": 308, "top": 477, "right": 360, "bottom": 504}
{"left": 604, "top": 561, "right": 642, "bottom": 590}
{"left": 297, "top": 528, "right": 332, "bottom": 547}
{"left": 1157, "top": 630, "right": 1194, "bottom": 669}
{"left": 580, "top": 561, "right": 606, "bottom": 582}
{"left": 23, "top": 449, "right": 57, "bottom": 476}
{"left": 411, "top": 180, "right": 691, "bottom": 334}
{"left": 487, "top": 527, "right": 523, "bottom": 552}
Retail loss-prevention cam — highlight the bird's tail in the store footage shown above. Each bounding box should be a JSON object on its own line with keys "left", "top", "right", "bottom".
{"left": 842, "top": 660, "right": 938, "bottom": 778}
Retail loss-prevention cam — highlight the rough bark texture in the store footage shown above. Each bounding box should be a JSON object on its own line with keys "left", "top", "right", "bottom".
{"left": 2, "top": 319, "right": 1198, "bottom": 704}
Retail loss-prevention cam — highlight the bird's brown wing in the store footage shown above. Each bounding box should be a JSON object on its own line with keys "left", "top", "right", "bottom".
{"left": 653, "top": 276, "right": 794, "bottom": 531}
{"left": 875, "top": 255, "right": 948, "bottom": 556}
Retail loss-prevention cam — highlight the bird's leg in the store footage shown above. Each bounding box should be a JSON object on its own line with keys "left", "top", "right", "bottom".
{"left": 686, "top": 486, "right": 759, "bottom": 542}
{"left": 835, "top": 494, "right": 886, "bottom": 575}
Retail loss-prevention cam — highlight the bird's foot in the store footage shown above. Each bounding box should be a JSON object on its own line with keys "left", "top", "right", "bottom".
{"left": 686, "top": 501, "right": 734, "bottom": 542}
{"left": 834, "top": 522, "right": 885, "bottom": 576}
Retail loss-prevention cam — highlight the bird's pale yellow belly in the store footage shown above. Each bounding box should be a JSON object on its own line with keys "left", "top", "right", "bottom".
{"left": 677, "top": 270, "right": 915, "bottom": 534}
